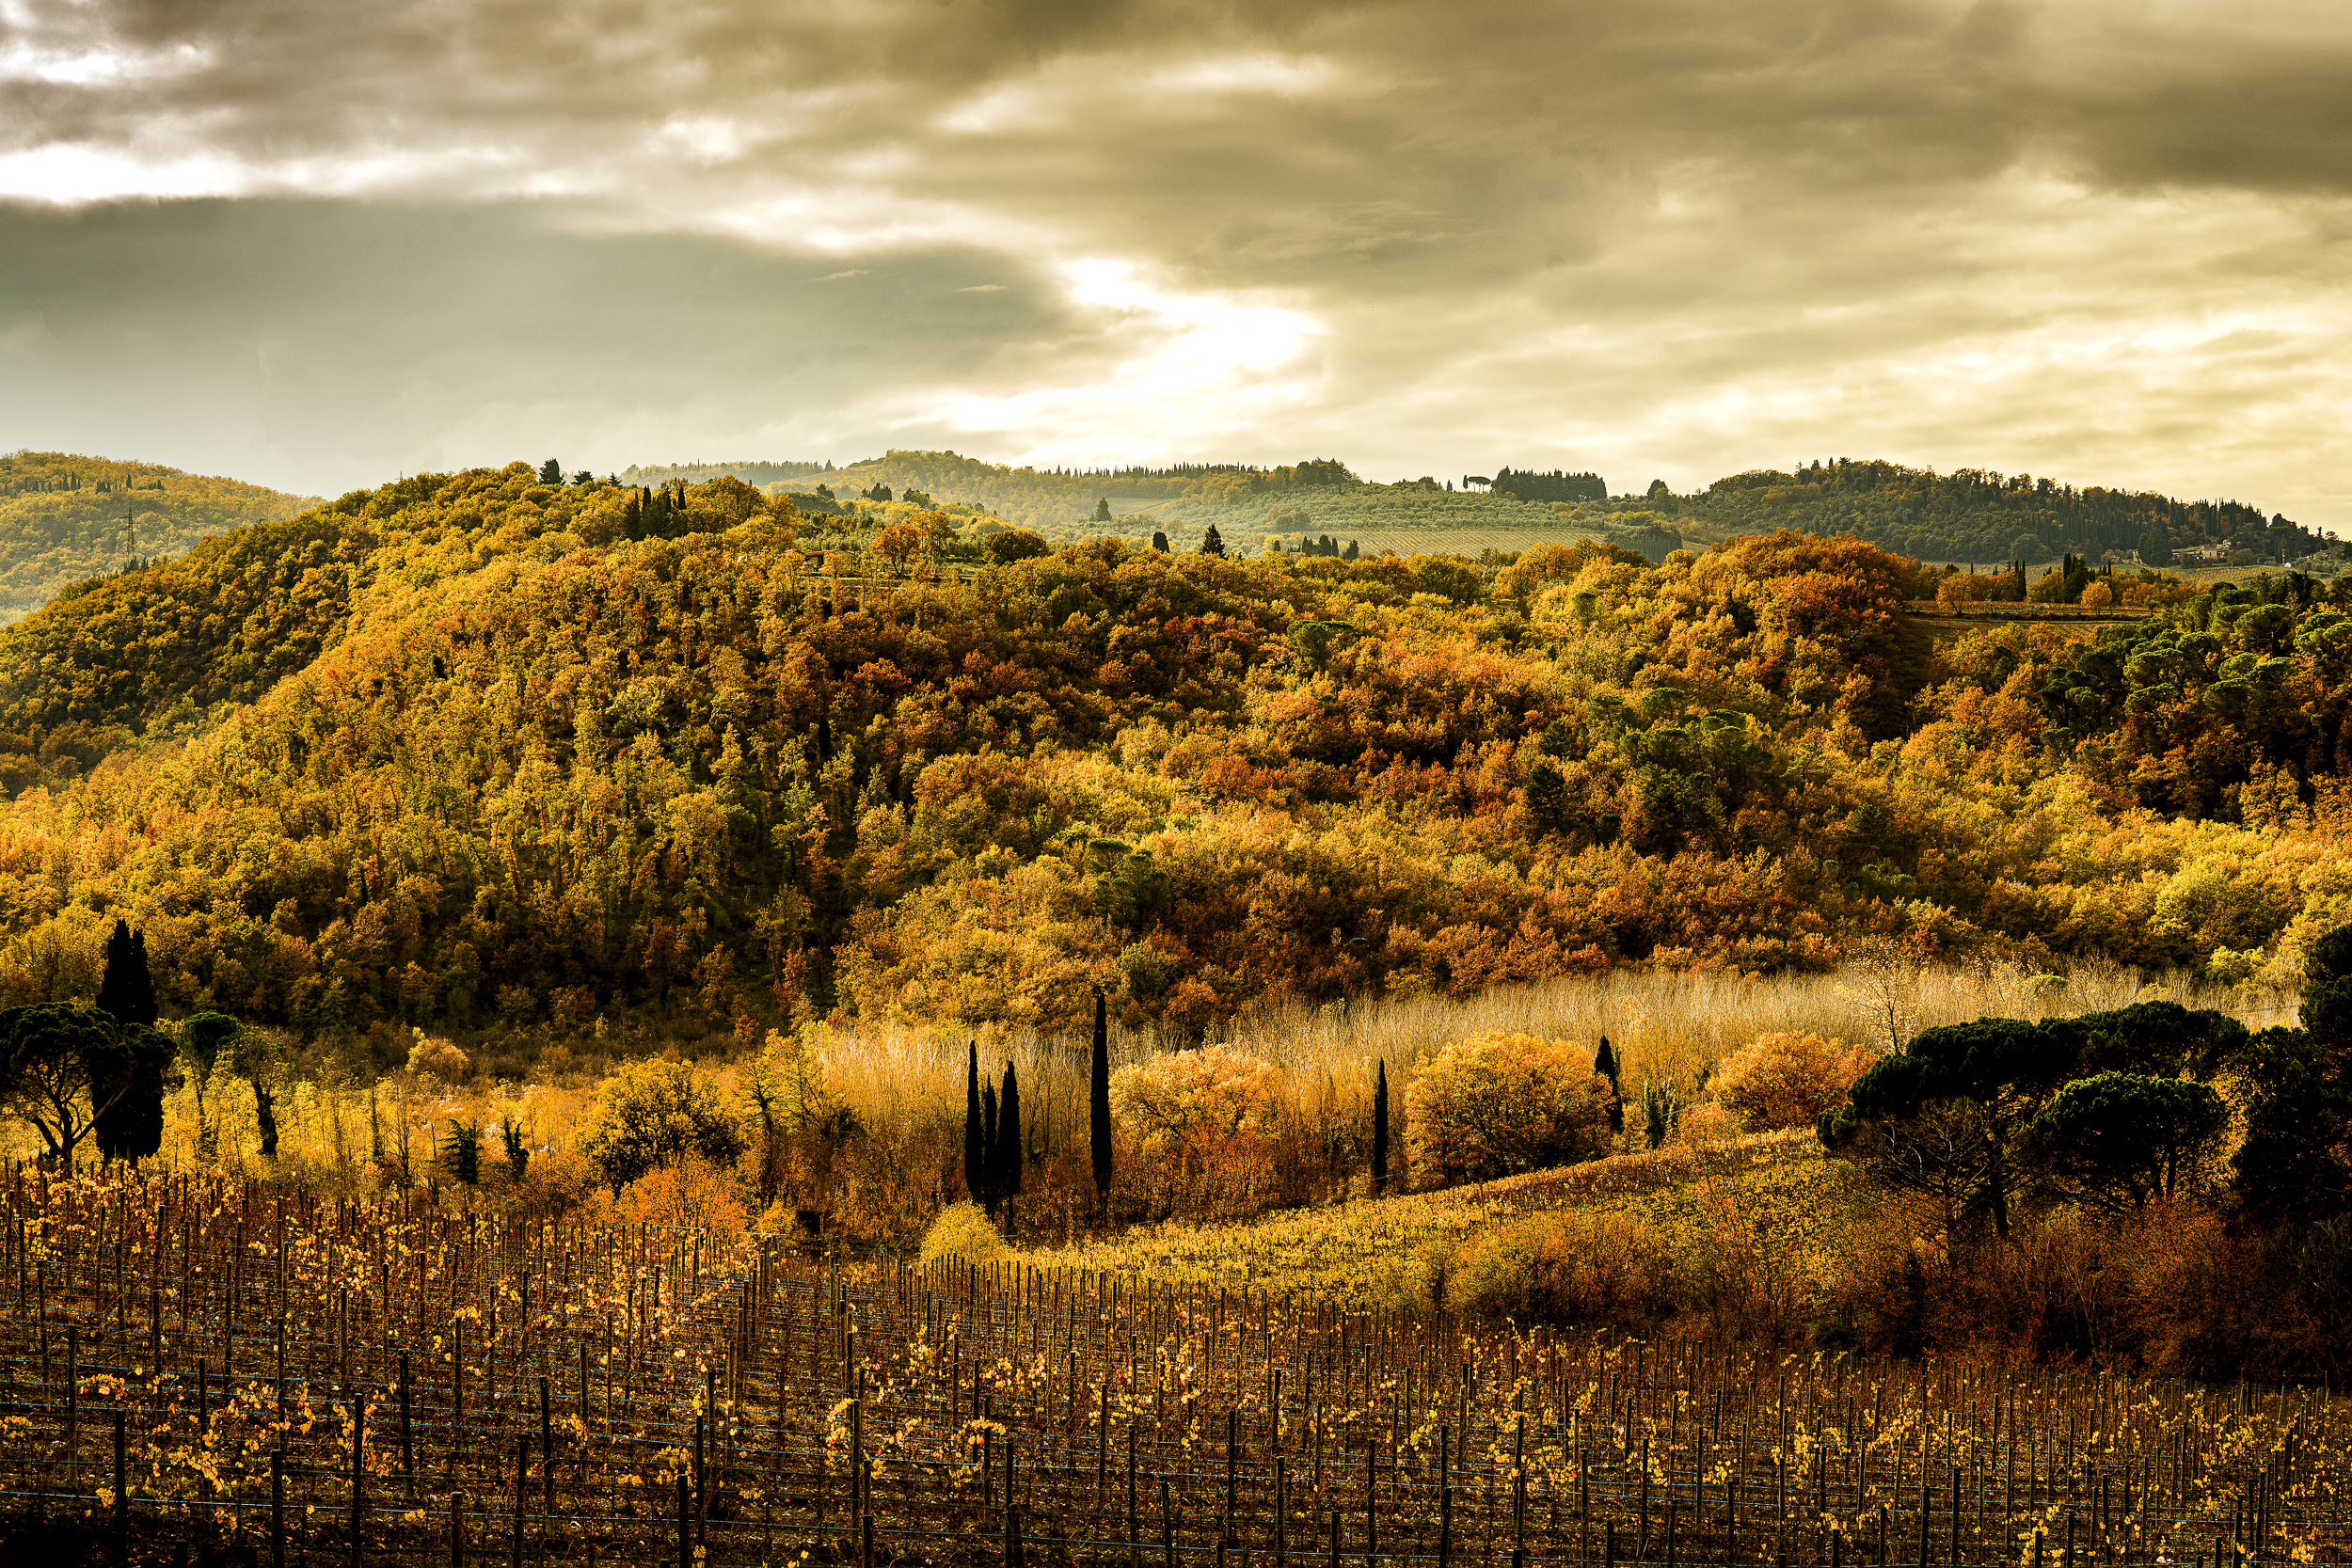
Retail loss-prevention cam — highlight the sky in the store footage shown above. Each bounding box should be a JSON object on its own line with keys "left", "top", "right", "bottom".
{"left": 4, "top": 0, "right": 2352, "bottom": 523}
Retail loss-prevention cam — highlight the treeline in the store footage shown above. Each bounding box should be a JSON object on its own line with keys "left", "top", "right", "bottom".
{"left": 618, "top": 459, "right": 835, "bottom": 487}
{"left": 0, "top": 452, "right": 315, "bottom": 625}
{"left": 1490, "top": 468, "right": 1609, "bottom": 504}
{"left": 1661, "top": 458, "right": 2311, "bottom": 565}
{"left": 819, "top": 451, "right": 1358, "bottom": 531}
{"left": 0, "top": 463, "right": 2344, "bottom": 1053}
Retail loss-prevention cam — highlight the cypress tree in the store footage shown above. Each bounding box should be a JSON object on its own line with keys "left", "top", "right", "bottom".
{"left": 1371, "top": 1059, "right": 1390, "bottom": 1196}
{"left": 95, "top": 919, "right": 157, "bottom": 1026}
{"left": 1200, "top": 525, "right": 1225, "bottom": 558}
{"left": 963, "top": 1042, "right": 987, "bottom": 1205}
{"left": 996, "top": 1062, "right": 1023, "bottom": 1202}
{"left": 1152, "top": 531, "right": 1169, "bottom": 553}
{"left": 92, "top": 920, "right": 164, "bottom": 1164}
{"left": 1089, "top": 988, "right": 1113, "bottom": 1201}
{"left": 1596, "top": 1036, "right": 1624, "bottom": 1133}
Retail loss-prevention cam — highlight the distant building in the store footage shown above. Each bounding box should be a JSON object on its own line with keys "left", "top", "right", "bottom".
{"left": 2177, "top": 542, "right": 2232, "bottom": 563}
{"left": 2101, "top": 548, "right": 2140, "bottom": 566}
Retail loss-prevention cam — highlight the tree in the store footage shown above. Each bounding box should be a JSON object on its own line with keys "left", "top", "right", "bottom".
{"left": 0, "top": 1005, "right": 164, "bottom": 1169}
{"left": 1343, "top": 540, "right": 1359, "bottom": 562}
{"left": 577, "top": 1059, "right": 746, "bottom": 1192}
{"left": 91, "top": 918, "right": 167, "bottom": 1163}
{"left": 499, "top": 1113, "right": 531, "bottom": 1182}
{"left": 1821, "top": 1018, "right": 2057, "bottom": 1237}
{"left": 1151, "top": 531, "right": 1169, "bottom": 552}
{"left": 1594, "top": 1037, "right": 1623, "bottom": 1133}
{"left": 995, "top": 1061, "right": 1023, "bottom": 1204}
{"left": 2139, "top": 522, "right": 2173, "bottom": 568}
{"left": 873, "top": 523, "right": 923, "bottom": 569}
{"left": 2018, "top": 1072, "right": 2228, "bottom": 1213}
{"left": 443, "top": 1119, "right": 482, "bottom": 1185}
{"left": 538, "top": 459, "right": 563, "bottom": 484}
{"left": 983, "top": 530, "right": 1050, "bottom": 564}
{"left": 1089, "top": 988, "right": 1113, "bottom": 1202}
{"left": 1094, "top": 499, "right": 1112, "bottom": 523}
{"left": 95, "top": 919, "right": 157, "bottom": 1025}
{"left": 963, "top": 1040, "right": 988, "bottom": 1208}
{"left": 1372, "top": 1059, "right": 1391, "bottom": 1196}
{"left": 1200, "top": 525, "right": 1225, "bottom": 558}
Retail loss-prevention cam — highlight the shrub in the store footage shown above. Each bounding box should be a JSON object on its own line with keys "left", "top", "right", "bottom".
{"left": 1712, "top": 1031, "right": 1872, "bottom": 1131}
{"left": 919, "top": 1200, "right": 1009, "bottom": 1267}
{"left": 1110, "top": 1044, "right": 1285, "bottom": 1171}
{"left": 406, "top": 1030, "right": 470, "bottom": 1083}
{"left": 578, "top": 1058, "right": 747, "bottom": 1192}
{"left": 1405, "top": 1032, "right": 1614, "bottom": 1184}
{"left": 1441, "top": 1210, "right": 1682, "bottom": 1325}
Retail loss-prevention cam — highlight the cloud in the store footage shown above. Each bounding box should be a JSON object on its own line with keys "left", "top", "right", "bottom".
{"left": 1, "top": 0, "right": 2349, "bottom": 517}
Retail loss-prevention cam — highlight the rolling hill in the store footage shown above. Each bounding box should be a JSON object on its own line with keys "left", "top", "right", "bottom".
{"left": 0, "top": 451, "right": 316, "bottom": 624}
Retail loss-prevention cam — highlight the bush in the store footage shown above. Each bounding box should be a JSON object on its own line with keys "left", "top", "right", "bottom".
{"left": 578, "top": 1058, "right": 747, "bottom": 1192}
{"left": 919, "top": 1200, "right": 1009, "bottom": 1267}
{"left": 1712, "top": 1031, "right": 1872, "bottom": 1131}
{"left": 405, "top": 1030, "right": 470, "bottom": 1082}
{"left": 1110, "top": 1044, "right": 1285, "bottom": 1169}
{"left": 1439, "top": 1210, "right": 1683, "bottom": 1325}
{"left": 1405, "top": 1032, "right": 1614, "bottom": 1184}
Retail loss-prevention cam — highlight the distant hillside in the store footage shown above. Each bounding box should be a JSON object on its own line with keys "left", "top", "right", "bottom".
{"left": 0, "top": 452, "right": 315, "bottom": 624}
{"left": 619, "top": 459, "right": 837, "bottom": 488}
{"left": 1650, "top": 459, "right": 2315, "bottom": 566}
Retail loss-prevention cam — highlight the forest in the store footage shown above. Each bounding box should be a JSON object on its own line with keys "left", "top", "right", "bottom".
{"left": 0, "top": 451, "right": 315, "bottom": 625}
{"left": 0, "top": 460, "right": 2337, "bottom": 1052}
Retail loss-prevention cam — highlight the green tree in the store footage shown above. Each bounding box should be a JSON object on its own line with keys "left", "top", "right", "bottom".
{"left": 1200, "top": 525, "right": 1225, "bottom": 558}
{"left": 0, "top": 1004, "right": 168, "bottom": 1169}
{"left": 538, "top": 459, "right": 563, "bottom": 483}
{"left": 994, "top": 1060, "right": 1023, "bottom": 1203}
{"left": 91, "top": 919, "right": 167, "bottom": 1163}
{"left": 577, "top": 1059, "right": 746, "bottom": 1192}
{"left": 962, "top": 1040, "right": 988, "bottom": 1209}
{"left": 1151, "top": 531, "right": 1169, "bottom": 552}
{"left": 1089, "top": 989, "right": 1112, "bottom": 1202}
{"left": 1371, "top": 1058, "right": 1391, "bottom": 1196}
{"left": 2018, "top": 1071, "right": 2229, "bottom": 1212}
{"left": 1094, "top": 498, "right": 1112, "bottom": 523}
{"left": 982, "top": 530, "right": 1050, "bottom": 564}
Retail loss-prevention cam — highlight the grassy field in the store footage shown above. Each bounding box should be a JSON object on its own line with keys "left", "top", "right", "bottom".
{"left": 1023, "top": 1129, "right": 1864, "bottom": 1300}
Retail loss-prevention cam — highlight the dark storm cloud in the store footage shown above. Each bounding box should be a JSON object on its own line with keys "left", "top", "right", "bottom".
{"left": 5, "top": 0, "right": 2352, "bottom": 516}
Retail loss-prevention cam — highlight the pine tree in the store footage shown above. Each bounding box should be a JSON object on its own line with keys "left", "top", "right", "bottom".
{"left": 538, "top": 459, "right": 563, "bottom": 484}
{"left": 1089, "top": 987, "right": 1113, "bottom": 1201}
{"left": 995, "top": 1062, "right": 1023, "bottom": 1203}
{"left": 963, "top": 1041, "right": 987, "bottom": 1207}
{"left": 1595, "top": 1037, "right": 1623, "bottom": 1133}
{"left": 1200, "top": 525, "right": 1225, "bottom": 558}
{"left": 1094, "top": 499, "right": 1112, "bottom": 523}
{"left": 1372, "top": 1058, "right": 1390, "bottom": 1196}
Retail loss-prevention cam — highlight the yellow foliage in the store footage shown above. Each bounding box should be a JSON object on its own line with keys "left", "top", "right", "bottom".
{"left": 1709, "top": 1031, "right": 1873, "bottom": 1130}
{"left": 1405, "top": 1031, "right": 1613, "bottom": 1184}
{"left": 919, "top": 1200, "right": 1009, "bottom": 1267}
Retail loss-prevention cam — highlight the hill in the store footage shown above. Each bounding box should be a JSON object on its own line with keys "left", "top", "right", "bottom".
{"left": 1648, "top": 458, "right": 2315, "bottom": 566}
{"left": 0, "top": 451, "right": 316, "bottom": 625}
{"left": 714, "top": 451, "right": 2325, "bottom": 573}
{"left": 0, "top": 460, "right": 2342, "bottom": 1054}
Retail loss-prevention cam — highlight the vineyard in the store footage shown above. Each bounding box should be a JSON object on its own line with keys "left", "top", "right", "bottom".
{"left": 2, "top": 1167, "right": 2344, "bottom": 1567}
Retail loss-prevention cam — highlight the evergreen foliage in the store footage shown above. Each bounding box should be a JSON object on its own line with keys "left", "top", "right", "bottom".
{"left": 1089, "top": 989, "right": 1112, "bottom": 1199}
